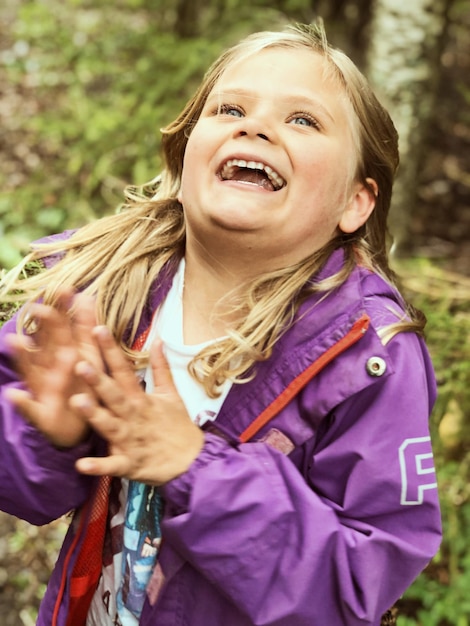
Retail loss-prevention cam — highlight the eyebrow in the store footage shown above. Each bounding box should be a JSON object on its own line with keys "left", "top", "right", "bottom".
{"left": 207, "top": 87, "right": 336, "bottom": 123}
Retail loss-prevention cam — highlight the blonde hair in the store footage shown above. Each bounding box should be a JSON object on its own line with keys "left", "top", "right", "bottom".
{"left": 0, "top": 22, "right": 422, "bottom": 396}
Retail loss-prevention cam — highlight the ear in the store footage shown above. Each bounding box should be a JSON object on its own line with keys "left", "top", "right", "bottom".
{"left": 339, "top": 178, "right": 378, "bottom": 234}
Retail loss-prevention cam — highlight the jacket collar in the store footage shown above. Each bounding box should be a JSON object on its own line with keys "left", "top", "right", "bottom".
{"left": 142, "top": 249, "right": 396, "bottom": 441}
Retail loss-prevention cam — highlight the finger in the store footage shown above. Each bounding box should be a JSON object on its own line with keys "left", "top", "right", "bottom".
{"left": 71, "top": 392, "right": 134, "bottom": 458}
{"left": 28, "top": 301, "right": 74, "bottom": 345}
{"left": 150, "top": 339, "right": 177, "bottom": 394}
{"left": 19, "top": 309, "right": 75, "bottom": 375}
{"left": 31, "top": 289, "right": 80, "bottom": 349}
{"left": 70, "top": 389, "right": 124, "bottom": 434}
{"left": 5, "top": 332, "right": 74, "bottom": 393}
{"left": 76, "top": 454, "right": 132, "bottom": 478}
{"left": 27, "top": 345, "right": 77, "bottom": 394}
{"left": 4, "top": 333, "right": 37, "bottom": 375}
{"left": 92, "top": 326, "right": 142, "bottom": 393}
{"left": 72, "top": 368, "right": 135, "bottom": 427}
{"left": 53, "top": 287, "right": 76, "bottom": 314}
{"left": 70, "top": 293, "right": 102, "bottom": 369}
{"left": 6, "top": 386, "right": 59, "bottom": 430}
{"left": 4, "top": 386, "right": 88, "bottom": 447}
{"left": 4, "top": 386, "right": 35, "bottom": 417}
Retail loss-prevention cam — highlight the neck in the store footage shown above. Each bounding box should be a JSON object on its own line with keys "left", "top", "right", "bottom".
{"left": 181, "top": 228, "right": 311, "bottom": 343}
{"left": 182, "top": 231, "right": 272, "bottom": 343}
{"left": 185, "top": 226, "right": 301, "bottom": 280}
{"left": 181, "top": 248, "right": 238, "bottom": 344}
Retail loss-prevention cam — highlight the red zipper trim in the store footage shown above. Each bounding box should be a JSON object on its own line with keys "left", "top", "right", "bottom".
{"left": 51, "top": 502, "right": 90, "bottom": 626}
{"left": 52, "top": 326, "right": 149, "bottom": 625}
{"left": 132, "top": 325, "right": 152, "bottom": 352}
{"left": 239, "top": 313, "right": 370, "bottom": 443}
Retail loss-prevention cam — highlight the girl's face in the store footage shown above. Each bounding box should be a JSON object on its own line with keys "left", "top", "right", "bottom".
{"left": 179, "top": 47, "right": 375, "bottom": 267}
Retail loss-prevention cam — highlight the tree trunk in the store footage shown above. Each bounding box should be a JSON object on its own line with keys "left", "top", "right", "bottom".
{"left": 366, "top": 0, "right": 454, "bottom": 254}
{"left": 174, "top": 0, "right": 202, "bottom": 38}
{"left": 311, "top": 0, "right": 375, "bottom": 67}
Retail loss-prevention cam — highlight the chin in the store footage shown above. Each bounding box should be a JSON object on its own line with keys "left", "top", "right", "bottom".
{"left": 206, "top": 208, "right": 262, "bottom": 231}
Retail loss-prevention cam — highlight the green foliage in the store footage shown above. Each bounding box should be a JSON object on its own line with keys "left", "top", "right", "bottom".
{"left": 0, "top": 260, "right": 44, "bottom": 326}
{"left": 0, "top": 513, "right": 68, "bottom": 622}
{"left": 1, "top": 1, "right": 221, "bottom": 257}
{"left": 395, "top": 260, "right": 470, "bottom": 625}
{"left": 0, "top": 0, "right": 308, "bottom": 266}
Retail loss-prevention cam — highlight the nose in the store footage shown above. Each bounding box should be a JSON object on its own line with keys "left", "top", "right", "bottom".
{"left": 238, "top": 129, "right": 270, "bottom": 141}
{"left": 234, "top": 116, "right": 273, "bottom": 142}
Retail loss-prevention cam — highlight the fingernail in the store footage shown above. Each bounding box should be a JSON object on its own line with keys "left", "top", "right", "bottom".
{"left": 95, "top": 325, "right": 112, "bottom": 340}
{"left": 76, "top": 458, "right": 96, "bottom": 473}
{"left": 76, "top": 361, "right": 95, "bottom": 377}
{"left": 72, "top": 393, "right": 93, "bottom": 410}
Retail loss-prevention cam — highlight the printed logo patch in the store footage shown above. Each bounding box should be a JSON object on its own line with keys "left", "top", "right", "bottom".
{"left": 258, "top": 428, "right": 295, "bottom": 455}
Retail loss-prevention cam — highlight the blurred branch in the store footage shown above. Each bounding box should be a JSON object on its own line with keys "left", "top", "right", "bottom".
{"left": 399, "top": 264, "right": 470, "bottom": 300}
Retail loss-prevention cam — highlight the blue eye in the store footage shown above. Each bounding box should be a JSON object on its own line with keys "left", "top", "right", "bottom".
{"left": 218, "top": 104, "right": 244, "bottom": 117}
{"left": 289, "top": 113, "right": 320, "bottom": 129}
{"left": 293, "top": 117, "right": 312, "bottom": 126}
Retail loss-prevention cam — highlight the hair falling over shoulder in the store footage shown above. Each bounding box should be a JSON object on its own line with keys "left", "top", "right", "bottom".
{"left": 0, "top": 197, "right": 186, "bottom": 364}
{"left": 0, "top": 21, "right": 425, "bottom": 396}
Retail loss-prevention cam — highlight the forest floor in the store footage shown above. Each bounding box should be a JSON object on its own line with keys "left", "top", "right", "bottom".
{"left": 0, "top": 513, "right": 68, "bottom": 626}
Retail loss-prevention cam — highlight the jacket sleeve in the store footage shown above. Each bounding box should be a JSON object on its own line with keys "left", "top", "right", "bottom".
{"left": 0, "top": 314, "right": 96, "bottom": 525}
{"left": 160, "top": 331, "right": 442, "bottom": 625}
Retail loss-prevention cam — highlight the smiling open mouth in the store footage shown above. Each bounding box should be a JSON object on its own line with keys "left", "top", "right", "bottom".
{"left": 218, "top": 159, "right": 286, "bottom": 191}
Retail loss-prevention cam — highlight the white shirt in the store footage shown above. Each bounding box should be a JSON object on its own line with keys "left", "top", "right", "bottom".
{"left": 87, "top": 259, "right": 232, "bottom": 626}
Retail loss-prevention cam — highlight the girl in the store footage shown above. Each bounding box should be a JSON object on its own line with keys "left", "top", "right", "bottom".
{"left": 0, "top": 22, "right": 441, "bottom": 626}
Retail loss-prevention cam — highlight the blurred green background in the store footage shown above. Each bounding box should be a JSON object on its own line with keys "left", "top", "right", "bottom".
{"left": 0, "top": 1, "right": 469, "bottom": 624}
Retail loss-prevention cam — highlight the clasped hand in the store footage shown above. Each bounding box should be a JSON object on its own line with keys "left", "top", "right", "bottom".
{"left": 6, "top": 291, "right": 204, "bottom": 485}
{"left": 73, "top": 327, "right": 204, "bottom": 485}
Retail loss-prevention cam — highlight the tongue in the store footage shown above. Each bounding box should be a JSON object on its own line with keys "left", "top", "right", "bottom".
{"left": 232, "top": 168, "right": 275, "bottom": 191}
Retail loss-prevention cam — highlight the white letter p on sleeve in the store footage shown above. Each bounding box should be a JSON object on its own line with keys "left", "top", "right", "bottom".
{"left": 399, "top": 437, "right": 438, "bottom": 505}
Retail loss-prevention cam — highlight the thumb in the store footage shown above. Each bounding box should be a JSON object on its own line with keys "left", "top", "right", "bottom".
{"left": 150, "top": 339, "right": 176, "bottom": 394}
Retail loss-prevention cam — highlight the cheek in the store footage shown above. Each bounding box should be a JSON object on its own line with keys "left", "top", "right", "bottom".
{"left": 178, "top": 170, "right": 194, "bottom": 208}
{"left": 298, "top": 158, "right": 342, "bottom": 203}
{"left": 183, "top": 121, "right": 210, "bottom": 163}
{"left": 180, "top": 129, "right": 208, "bottom": 183}
{"left": 179, "top": 143, "right": 199, "bottom": 202}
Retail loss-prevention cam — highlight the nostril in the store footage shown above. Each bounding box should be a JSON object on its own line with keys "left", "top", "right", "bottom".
{"left": 235, "top": 129, "right": 270, "bottom": 140}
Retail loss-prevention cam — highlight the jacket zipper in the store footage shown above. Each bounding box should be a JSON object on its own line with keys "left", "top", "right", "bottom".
{"left": 239, "top": 313, "right": 370, "bottom": 443}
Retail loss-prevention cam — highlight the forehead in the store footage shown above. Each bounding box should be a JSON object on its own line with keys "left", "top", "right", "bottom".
{"left": 210, "top": 47, "right": 353, "bottom": 120}
{"left": 211, "top": 47, "right": 342, "bottom": 98}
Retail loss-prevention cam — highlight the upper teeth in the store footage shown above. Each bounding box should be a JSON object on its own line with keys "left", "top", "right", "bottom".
{"left": 220, "top": 159, "right": 286, "bottom": 190}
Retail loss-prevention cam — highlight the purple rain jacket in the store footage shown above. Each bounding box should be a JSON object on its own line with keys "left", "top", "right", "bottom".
{"left": 0, "top": 248, "right": 441, "bottom": 626}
